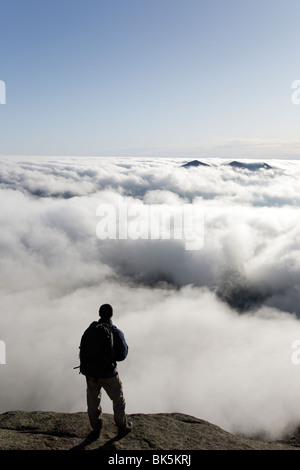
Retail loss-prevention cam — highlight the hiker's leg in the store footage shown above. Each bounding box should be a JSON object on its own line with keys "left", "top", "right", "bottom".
{"left": 86, "top": 376, "right": 103, "bottom": 431}
{"left": 101, "top": 374, "right": 127, "bottom": 427}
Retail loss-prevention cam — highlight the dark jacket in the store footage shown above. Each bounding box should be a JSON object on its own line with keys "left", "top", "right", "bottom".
{"left": 99, "top": 318, "right": 128, "bottom": 363}
{"left": 80, "top": 317, "right": 128, "bottom": 378}
{"left": 98, "top": 318, "right": 128, "bottom": 377}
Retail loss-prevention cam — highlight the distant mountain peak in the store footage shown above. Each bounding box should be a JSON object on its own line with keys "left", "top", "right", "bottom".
{"left": 181, "top": 160, "right": 210, "bottom": 168}
{"left": 229, "top": 161, "right": 272, "bottom": 171}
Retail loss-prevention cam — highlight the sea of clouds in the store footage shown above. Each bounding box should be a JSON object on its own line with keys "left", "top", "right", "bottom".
{"left": 1, "top": 155, "right": 300, "bottom": 440}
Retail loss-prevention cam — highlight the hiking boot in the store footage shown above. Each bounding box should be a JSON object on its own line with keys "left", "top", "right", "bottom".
{"left": 118, "top": 421, "right": 133, "bottom": 437}
{"left": 88, "top": 419, "right": 102, "bottom": 440}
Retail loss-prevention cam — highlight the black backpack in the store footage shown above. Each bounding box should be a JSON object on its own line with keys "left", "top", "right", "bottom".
{"left": 79, "top": 321, "right": 114, "bottom": 378}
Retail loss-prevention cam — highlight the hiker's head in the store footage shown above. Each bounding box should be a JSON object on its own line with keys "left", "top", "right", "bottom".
{"left": 99, "top": 303, "right": 113, "bottom": 320}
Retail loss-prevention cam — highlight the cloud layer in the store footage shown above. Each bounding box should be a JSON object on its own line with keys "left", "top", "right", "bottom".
{"left": 1, "top": 155, "right": 300, "bottom": 440}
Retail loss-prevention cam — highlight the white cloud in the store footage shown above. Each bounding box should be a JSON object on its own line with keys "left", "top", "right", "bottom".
{"left": 1, "top": 155, "right": 300, "bottom": 440}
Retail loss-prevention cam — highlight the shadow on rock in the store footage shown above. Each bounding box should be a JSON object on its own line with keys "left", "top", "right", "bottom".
{"left": 70, "top": 431, "right": 125, "bottom": 451}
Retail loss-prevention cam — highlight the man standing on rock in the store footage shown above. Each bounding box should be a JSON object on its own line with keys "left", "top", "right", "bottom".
{"left": 79, "top": 303, "right": 132, "bottom": 438}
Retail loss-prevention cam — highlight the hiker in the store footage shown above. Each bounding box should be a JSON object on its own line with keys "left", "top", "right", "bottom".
{"left": 79, "top": 303, "right": 132, "bottom": 437}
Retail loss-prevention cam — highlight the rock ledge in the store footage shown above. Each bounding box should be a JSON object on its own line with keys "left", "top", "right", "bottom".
{"left": 1, "top": 411, "right": 300, "bottom": 451}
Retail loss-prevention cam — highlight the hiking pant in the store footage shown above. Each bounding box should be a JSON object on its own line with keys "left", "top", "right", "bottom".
{"left": 86, "top": 374, "right": 127, "bottom": 431}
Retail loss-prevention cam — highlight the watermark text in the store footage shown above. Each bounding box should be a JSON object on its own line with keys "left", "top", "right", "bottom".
{"left": 96, "top": 200, "right": 204, "bottom": 250}
{"left": 291, "top": 80, "right": 300, "bottom": 104}
{"left": 0, "top": 340, "right": 6, "bottom": 365}
{"left": 0, "top": 80, "right": 6, "bottom": 104}
{"left": 291, "top": 340, "right": 300, "bottom": 364}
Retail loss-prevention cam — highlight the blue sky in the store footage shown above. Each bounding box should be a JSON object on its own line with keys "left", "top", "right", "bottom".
{"left": 1, "top": 0, "right": 300, "bottom": 158}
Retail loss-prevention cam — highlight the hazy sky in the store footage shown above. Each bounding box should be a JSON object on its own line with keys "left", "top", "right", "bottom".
{"left": 1, "top": 0, "right": 300, "bottom": 158}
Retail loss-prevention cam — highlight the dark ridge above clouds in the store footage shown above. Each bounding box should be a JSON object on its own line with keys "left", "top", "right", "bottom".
{"left": 181, "top": 159, "right": 273, "bottom": 171}
{"left": 228, "top": 161, "right": 273, "bottom": 171}
{"left": 181, "top": 160, "right": 211, "bottom": 168}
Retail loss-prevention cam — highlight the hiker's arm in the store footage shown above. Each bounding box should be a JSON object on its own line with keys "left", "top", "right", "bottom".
{"left": 113, "top": 328, "right": 128, "bottom": 361}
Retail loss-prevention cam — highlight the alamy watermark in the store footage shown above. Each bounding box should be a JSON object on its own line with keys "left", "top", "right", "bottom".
{"left": 96, "top": 200, "right": 204, "bottom": 250}
{"left": 291, "top": 340, "right": 300, "bottom": 365}
{"left": 291, "top": 80, "right": 300, "bottom": 105}
{"left": 0, "top": 340, "right": 6, "bottom": 365}
{"left": 0, "top": 80, "right": 6, "bottom": 104}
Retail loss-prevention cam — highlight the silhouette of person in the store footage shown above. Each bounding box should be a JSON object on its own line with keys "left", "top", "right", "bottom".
{"left": 80, "top": 303, "right": 132, "bottom": 437}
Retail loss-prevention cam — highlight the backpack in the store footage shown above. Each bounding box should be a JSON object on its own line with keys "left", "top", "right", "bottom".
{"left": 79, "top": 321, "right": 114, "bottom": 377}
